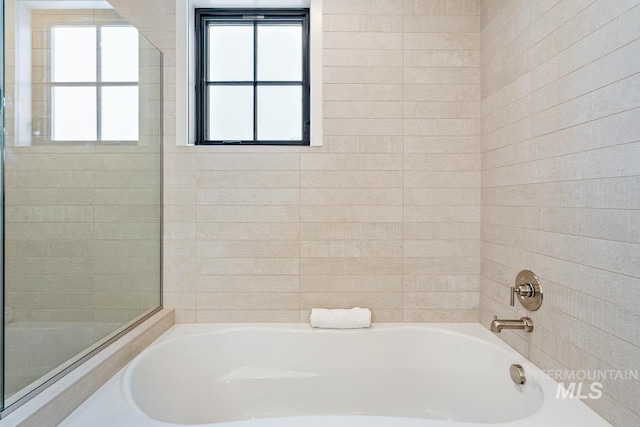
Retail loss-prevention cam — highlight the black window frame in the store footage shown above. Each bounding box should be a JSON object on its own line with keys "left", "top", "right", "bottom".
{"left": 195, "top": 8, "right": 311, "bottom": 146}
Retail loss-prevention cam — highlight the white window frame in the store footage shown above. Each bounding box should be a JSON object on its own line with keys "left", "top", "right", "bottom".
{"left": 176, "top": 0, "right": 323, "bottom": 147}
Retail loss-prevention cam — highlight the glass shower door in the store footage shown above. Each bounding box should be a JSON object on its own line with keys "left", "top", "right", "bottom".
{"left": 1, "top": 0, "right": 162, "bottom": 413}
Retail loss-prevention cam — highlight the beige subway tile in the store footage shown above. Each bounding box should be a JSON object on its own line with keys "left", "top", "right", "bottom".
{"left": 300, "top": 275, "right": 403, "bottom": 293}
{"left": 197, "top": 275, "right": 299, "bottom": 293}
{"left": 404, "top": 240, "right": 480, "bottom": 257}
{"left": 531, "top": 108, "right": 640, "bottom": 160}
{"left": 324, "top": 0, "right": 403, "bottom": 15}
{"left": 164, "top": 188, "right": 196, "bottom": 205}
{"left": 197, "top": 240, "right": 299, "bottom": 258}
{"left": 403, "top": 222, "right": 480, "bottom": 240}
{"left": 301, "top": 189, "right": 402, "bottom": 206}
{"left": 301, "top": 153, "right": 403, "bottom": 170}
{"left": 197, "top": 223, "right": 298, "bottom": 240}
{"left": 405, "top": 50, "right": 480, "bottom": 67}
{"left": 196, "top": 310, "right": 300, "bottom": 322}
{"left": 197, "top": 206, "right": 298, "bottom": 223}
{"left": 5, "top": 223, "right": 93, "bottom": 241}
{"left": 403, "top": 257, "right": 480, "bottom": 274}
{"left": 301, "top": 241, "right": 402, "bottom": 258}
{"left": 324, "top": 66, "right": 403, "bottom": 84}
{"left": 323, "top": 15, "right": 403, "bottom": 32}
{"left": 301, "top": 257, "right": 403, "bottom": 275}
{"left": 5, "top": 188, "right": 94, "bottom": 206}
{"left": 198, "top": 258, "right": 299, "bottom": 275}
{"left": 324, "top": 84, "right": 403, "bottom": 101}
{"left": 324, "top": 32, "right": 403, "bottom": 49}
{"left": 163, "top": 292, "right": 196, "bottom": 310}
{"left": 323, "top": 136, "right": 404, "bottom": 153}
{"left": 404, "top": 136, "right": 480, "bottom": 153}
{"left": 404, "top": 171, "right": 480, "bottom": 187}
{"left": 404, "top": 32, "right": 480, "bottom": 49}
{"left": 404, "top": 188, "right": 480, "bottom": 206}
{"left": 404, "top": 206, "right": 480, "bottom": 222}
{"left": 404, "top": 15, "right": 480, "bottom": 32}
{"left": 530, "top": 177, "right": 640, "bottom": 210}
{"left": 197, "top": 293, "right": 299, "bottom": 310}
{"left": 163, "top": 240, "right": 197, "bottom": 259}
{"left": 404, "top": 292, "right": 479, "bottom": 309}
{"left": 404, "top": 309, "right": 478, "bottom": 322}
{"left": 301, "top": 223, "right": 403, "bottom": 240}
{"left": 197, "top": 188, "right": 299, "bottom": 206}
{"left": 405, "top": 118, "right": 480, "bottom": 136}
{"left": 531, "top": 142, "right": 640, "bottom": 183}
{"left": 300, "top": 292, "right": 403, "bottom": 309}
{"left": 324, "top": 49, "right": 403, "bottom": 67}
{"left": 301, "top": 170, "right": 402, "bottom": 188}
{"left": 5, "top": 171, "right": 94, "bottom": 188}
{"left": 531, "top": 207, "right": 640, "bottom": 244}
{"left": 404, "top": 101, "right": 480, "bottom": 119}
{"left": 300, "top": 206, "right": 403, "bottom": 223}
{"left": 196, "top": 154, "right": 299, "bottom": 171}
{"left": 324, "top": 118, "right": 403, "bottom": 136}
{"left": 5, "top": 206, "right": 94, "bottom": 223}
{"left": 324, "top": 101, "right": 403, "bottom": 119}
{"left": 196, "top": 171, "right": 299, "bottom": 188}
{"left": 5, "top": 154, "right": 95, "bottom": 171}
{"left": 404, "top": 153, "right": 480, "bottom": 170}
{"left": 404, "top": 274, "right": 480, "bottom": 292}
{"left": 404, "top": 67, "right": 480, "bottom": 85}
{"left": 531, "top": 230, "right": 640, "bottom": 278}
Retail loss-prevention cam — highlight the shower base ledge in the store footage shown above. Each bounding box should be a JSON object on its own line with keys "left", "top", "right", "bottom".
{"left": 0, "top": 309, "right": 174, "bottom": 427}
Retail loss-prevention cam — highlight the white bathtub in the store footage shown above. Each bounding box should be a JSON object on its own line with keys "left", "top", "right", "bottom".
{"left": 63, "top": 324, "right": 610, "bottom": 426}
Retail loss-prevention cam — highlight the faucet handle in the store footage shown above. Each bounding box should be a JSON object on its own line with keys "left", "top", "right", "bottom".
{"left": 510, "top": 284, "right": 530, "bottom": 306}
{"left": 511, "top": 270, "right": 543, "bottom": 311}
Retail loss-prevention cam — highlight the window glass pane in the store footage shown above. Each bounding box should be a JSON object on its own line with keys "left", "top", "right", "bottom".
{"left": 101, "top": 26, "right": 139, "bottom": 82}
{"left": 257, "top": 86, "right": 302, "bottom": 141}
{"left": 209, "top": 86, "right": 253, "bottom": 140}
{"left": 257, "top": 25, "right": 302, "bottom": 81}
{"left": 209, "top": 25, "right": 253, "bottom": 81}
{"left": 52, "top": 27, "right": 96, "bottom": 82}
{"left": 101, "top": 86, "right": 139, "bottom": 141}
{"left": 52, "top": 87, "right": 97, "bottom": 141}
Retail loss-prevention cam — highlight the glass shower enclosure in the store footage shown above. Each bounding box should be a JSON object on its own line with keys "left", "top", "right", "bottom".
{"left": 0, "top": 0, "right": 162, "bottom": 414}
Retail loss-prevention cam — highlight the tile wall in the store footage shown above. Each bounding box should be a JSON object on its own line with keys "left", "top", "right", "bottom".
{"left": 480, "top": 0, "right": 640, "bottom": 424}
{"left": 110, "top": 0, "right": 483, "bottom": 323}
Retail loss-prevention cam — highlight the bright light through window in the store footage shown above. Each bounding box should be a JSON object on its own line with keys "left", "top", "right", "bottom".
{"left": 52, "top": 87, "right": 97, "bottom": 141}
{"left": 52, "top": 27, "right": 96, "bottom": 82}
{"left": 51, "top": 25, "right": 139, "bottom": 142}
{"left": 101, "top": 27, "right": 139, "bottom": 82}
{"left": 101, "top": 87, "right": 139, "bottom": 141}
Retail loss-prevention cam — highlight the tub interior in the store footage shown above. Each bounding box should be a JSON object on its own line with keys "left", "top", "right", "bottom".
{"left": 124, "top": 327, "right": 544, "bottom": 425}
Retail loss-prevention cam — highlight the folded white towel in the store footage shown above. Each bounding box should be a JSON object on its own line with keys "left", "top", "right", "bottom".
{"left": 309, "top": 307, "right": 371, "bottom": 329}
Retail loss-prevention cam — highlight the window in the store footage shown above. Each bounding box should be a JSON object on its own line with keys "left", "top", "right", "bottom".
{"left": 50, "top": 25, "right": 140, "bottom": 142}
{"left": 195, "top": 9, "right": 310, "bottom": 145}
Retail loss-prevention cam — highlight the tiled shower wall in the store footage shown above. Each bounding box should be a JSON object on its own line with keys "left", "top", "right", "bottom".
{"left": 479, "top": 0, "right": 640, "bottom": 424}
{"left": 113, "top": 0, "right": 482, "bottom": 323}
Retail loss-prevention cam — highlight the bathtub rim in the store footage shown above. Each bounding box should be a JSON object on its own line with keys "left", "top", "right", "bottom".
{"left": 122, "top": 323, "right": 542, "bottom": 424}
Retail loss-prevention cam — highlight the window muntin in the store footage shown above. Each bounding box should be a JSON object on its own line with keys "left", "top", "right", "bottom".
{"left": 196, "top": 9, "right": 310, "bottom": 145}
{"left": 50, "top": 25, "right": 139, "bottom": 142}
